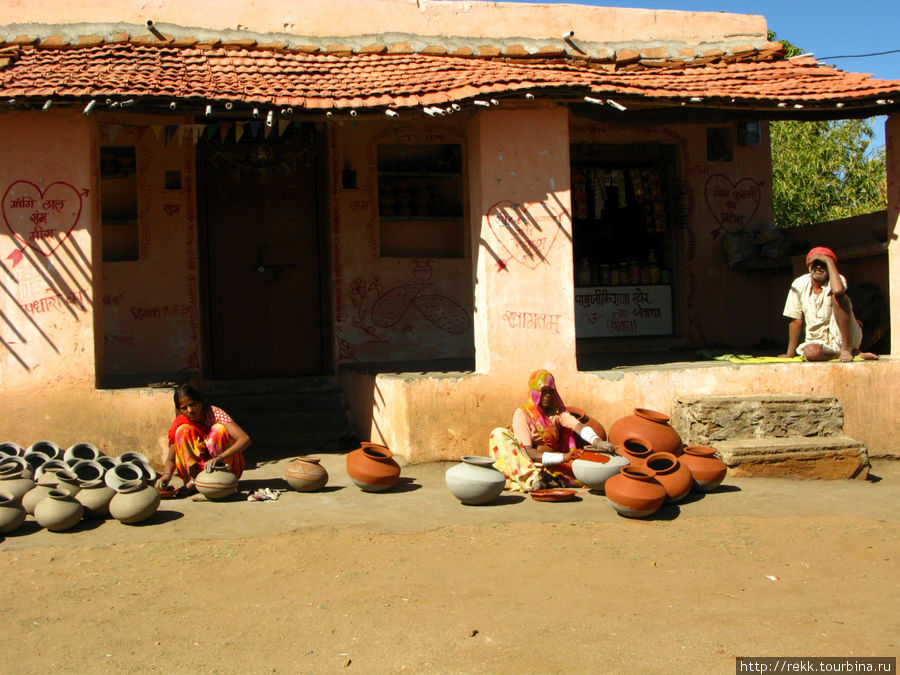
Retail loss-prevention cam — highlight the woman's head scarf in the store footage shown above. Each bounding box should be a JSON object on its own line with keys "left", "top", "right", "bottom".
{"left": 519, "top": 369, "right": 575, "bottom": 451}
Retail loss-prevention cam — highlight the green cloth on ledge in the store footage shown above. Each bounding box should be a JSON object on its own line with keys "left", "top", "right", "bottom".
{"left": 697, "top": 350, "right": 867, "bottom": 363}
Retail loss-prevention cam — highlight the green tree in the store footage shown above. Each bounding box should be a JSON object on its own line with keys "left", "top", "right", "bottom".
{"left": 767, "top": 31, "right": 887, "bottom": 227}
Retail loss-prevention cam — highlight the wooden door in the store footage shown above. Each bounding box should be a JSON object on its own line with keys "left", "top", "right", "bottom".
{"left": 201, "top": 141, "right": 323, "bottom": 378}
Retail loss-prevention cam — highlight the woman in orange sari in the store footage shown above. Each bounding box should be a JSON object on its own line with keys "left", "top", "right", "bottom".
{"left": 157, "top": 385, "right": 251, "bottom": 495}
{"left": 489, "top": 369, "right": 614, "bottom": 492}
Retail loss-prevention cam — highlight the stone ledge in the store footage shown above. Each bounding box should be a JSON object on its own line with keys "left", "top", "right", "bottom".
{"left": 715, "top": 436, "right": 869, "bottom": 480}
{"left": 673, "top": 394, "right": 844, "bottom": 443}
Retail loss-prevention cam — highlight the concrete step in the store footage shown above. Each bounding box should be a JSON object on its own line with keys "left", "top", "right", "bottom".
{"left": 714, "top": 436, "right": 869, "bottom": 479}
{"left": 673, "top": 394, "right": 845, "bottom": 444}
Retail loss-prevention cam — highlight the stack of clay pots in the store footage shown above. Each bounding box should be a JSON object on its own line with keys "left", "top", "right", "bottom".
{"left": 0, "top": 441, "right": 162, "bottom": 533}
{"left": 602, "top": 408, "right": 728, "bottom": 518}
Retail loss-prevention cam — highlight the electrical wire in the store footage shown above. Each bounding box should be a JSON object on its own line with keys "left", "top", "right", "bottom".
{"left": 818, "top": 48, "right": 900, "bottom": 59}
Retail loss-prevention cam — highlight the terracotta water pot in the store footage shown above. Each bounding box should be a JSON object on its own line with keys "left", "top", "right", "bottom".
{"left": 445, "top": 455, "right": 505, "bottom": 505}
{"left": 567, "top": 407, "right": 608, "bottom": 449}
{"left": 0, "top": 463, "right": 35, "bottom": 505}
{"left": 615, "top": 439, "right": 654, "bottom": 467}
{"left": 680, "top": 446, "right": 728, "bottom": 492}
{"left": 285, "top": 457, "right": 329, "bottom": 492}
{"left": 0, "top": 492, "right": 26, "bottom": 533}
{"left": 63, "top": 443, "right": 101, "bottom": 466}
{"left": 608, "top": 408, "right": 683, "bottom": 456}
{"left": 346, "top": 443, "right": 401, "bottom": 492}
{"left": 603, "top": 466, "right": 667, "bottom": 518}
{"left": 571, "top": 453, "right": 629, "bottom": 492}
{"left": 645, "top": 452, "right": 693, "bottom": 503}
{"left": 75, "top": 478, "right": 116, "bottom": 519}
{"left": 194, "top": 467, "right": 239, "bottom": 500}
{"left": 109, "top": 480, "right": 160, "bottom": 524}
{"left": 0, "top": 441, "right": 24, "bottom": 457}
{"left": 34, "top": 489, "right": 84, "bottom": 531}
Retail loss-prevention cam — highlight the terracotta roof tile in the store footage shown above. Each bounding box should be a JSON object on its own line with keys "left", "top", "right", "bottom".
{"left": 0, "top": 43, "right": 897, "bottom": 114}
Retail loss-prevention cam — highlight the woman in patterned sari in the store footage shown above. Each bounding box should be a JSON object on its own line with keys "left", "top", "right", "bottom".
{"left": 489, "top": 369, "right": 614, "bottom": 492}
{"left": 157, "top": 385, "right": 251, "bottom": 495}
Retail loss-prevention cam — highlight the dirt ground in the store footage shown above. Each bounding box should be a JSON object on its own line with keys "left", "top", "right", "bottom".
{"left": 2, "top": 455, "right": 898, "bottom": 674}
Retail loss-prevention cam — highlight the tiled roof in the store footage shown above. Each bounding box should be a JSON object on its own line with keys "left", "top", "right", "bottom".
{"left": 0, "top": 42, "right": 898, "bottom": 114}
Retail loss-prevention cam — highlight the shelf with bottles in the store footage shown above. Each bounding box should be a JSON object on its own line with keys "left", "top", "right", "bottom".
{"left": 377, "top": 143, "right": 463, "bottom": 221}
{"left": 574, "top": 250, "right": 670, "bottom": 288}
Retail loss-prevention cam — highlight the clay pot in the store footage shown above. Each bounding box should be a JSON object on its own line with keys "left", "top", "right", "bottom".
{"left": 75, "top": 479, "right": 116, "bottom": 519}
{"left": 615, "top": 439, "right": 654, "bottom": 467}
{"left": 23, "top": 451, "right": 49, "bottom": 475}
{"left": 129, "top": 459, "right": 158, "bottom": 485}
{"left": 604, "top": 466, "right": 667, "bottom": 518}
{"left": 26, "top": 440, "right": 62, "bottom": 461}
{"left": 109, "top": 480, "right": 160, "bottom": 524}
{"left": 445, "top": 455, "right": 506, "bottom": 505}
{"left": 35, "top": 459, "right": 70, "bottom": 481}
{"left": 34, "top": 489, "right": 84, "bottom": 531}
{"left": 284, "top": 457, "right": 329, "bottom": 492}
{"left": 0, "top": 441, "right": 24, "bottom": 457}
{"left": 104, "top": 462, "right": 144, "bottom": 491}
{"left": 194, "top": 467, "right": 239, "bottom": 500}
{"left": 608, "top": 408, "right": 683, "bottom": 457}
{"left": 571, "top": 453, "right": 629, "bottom": 492}
{"left": 1, "top": 455, "right": 33, "bottom": 479}
{"left": 567, "top": 407, "right": 608, "bottom": 448}
{"left": 118, "top": 451, "right": 149, "bottom": 465}
{"left": 46, "top": 469, "right": 81, "bottom": 497}
{"left": 22, "top": 483, "right": 55, "bottom": 514}
{"left": 346, "top": 443, "right": 401, "bottom": 492}
{"left": 0, "top": 463, "right": 36, "bottom": 505}
{"left": 680, "top": 446, "right": 728, "bottom": 492}
{"left": 70, "top": 460, "right": 106, "bottom": 484}
{"left": 96, "top": 455, "right": 120, "bottom": 472}
{"left": 645, "top": 452, "right": 693, "bottom": 503}
{"left": 0, "top": 492, "right": 27, "bottom": 533}
{"left": 63, "top": 443, "right": 101, "bottom": 465}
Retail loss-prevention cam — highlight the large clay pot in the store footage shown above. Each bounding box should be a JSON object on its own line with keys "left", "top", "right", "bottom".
{"left": 608, "top": 408, "right": 683, "bottom": 457}
{"left": 0, "top": 441, "right": 24, "bottom": 457}
{"left": 70, "top": 460, "right": 106, "bottom": 484}
{"left": 285, "top": 457, "right": 329, "bottom": 492}
{"left": 0, "top": 492, "right": 27, "bottom": 533}
{"left": 680, "top": 446, "right": 728, "bottom": 492}
{"left": 34, "top": 489, "right": 84, "bottom": 531}
{"left": 346, "top": 443, "right": 401, "bottom": 492}
{"left": 445, "top": 456, "right": 506, "bottom": 505}
{"left": 645, "top": 452, "right": 693, "bottom": 503}
{"left": 35, "top": 459, "right": 70, "bottom": 481}
{"left": 23, "top": 483, "right": 56, "bottom": 514}
{"left": 109, "top": 480, "right": 160, "bottom": 524}
{"left": 194, "top": 467, "right": 239, "bottom": 500}
{"left": 0, "top": 463, "right": 35, "bottom": 505}
{"left": 571, "top": 453, "right": 629, "bottom": 492}
{"left": 27, "top": 440, "right": 62, "bottom": 461}
{"left": 75, "top": 479, "right": 116, "bottom": 519}
{"left": 104, "top": 462, "right": 144, "bottom": 491}
{"left": 615, "top": 439, "right": 654, "bottom": 467}
{"left": 604, "top": 466, "right": 667, "bottom": 519}
{"left": 567, "top": 407, "right": 608, "bottom": 449}
{"left": 63, "top": 442, "right": 101, "bottom": 465}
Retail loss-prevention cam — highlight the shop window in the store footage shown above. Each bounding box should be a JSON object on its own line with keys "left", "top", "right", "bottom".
{"left": 100, "top": 146, "right": 138, "bottom": 262}
{"left": 377, "top": 143, "right": 465, "bottom": 258}
{"left": 570, "top": 144, "right": 678, "bottom": 338}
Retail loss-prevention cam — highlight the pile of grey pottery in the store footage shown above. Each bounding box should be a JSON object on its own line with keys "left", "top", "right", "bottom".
{"left": 0, "top": 440, "right": 161, "bottom": 534}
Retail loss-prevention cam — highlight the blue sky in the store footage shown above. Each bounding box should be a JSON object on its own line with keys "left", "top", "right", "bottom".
{"left": 494, "top": 0, "right": 900, "bottom": 150}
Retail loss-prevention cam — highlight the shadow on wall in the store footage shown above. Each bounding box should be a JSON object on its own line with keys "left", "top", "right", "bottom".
{"left": 0, "top": 224, "right": 93, "bottom": 372}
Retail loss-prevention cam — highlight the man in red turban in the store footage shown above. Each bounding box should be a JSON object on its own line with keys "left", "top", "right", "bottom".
{"left": 779, "top": 246, "right": 878, "bottom": 362}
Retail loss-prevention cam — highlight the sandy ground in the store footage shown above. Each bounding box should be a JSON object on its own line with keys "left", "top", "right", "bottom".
{"left": 2, "top": 455, "right": 898, "bottom": 674}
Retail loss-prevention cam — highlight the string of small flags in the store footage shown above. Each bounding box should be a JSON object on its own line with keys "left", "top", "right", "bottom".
{"left": 104, "top": 119, "right": 296, "bottom": 146}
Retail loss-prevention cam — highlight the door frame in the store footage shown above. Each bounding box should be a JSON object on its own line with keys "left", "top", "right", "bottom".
{"left": 195, "top": 122, "right": 333, "bottom": 379}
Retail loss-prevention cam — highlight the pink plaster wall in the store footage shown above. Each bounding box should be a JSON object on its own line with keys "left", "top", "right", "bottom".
{"left": 469, "top": 104, "right": 577, "bottom": 375}
{"left": 569, "top": 115, "right": 778, "bottom": 348}
{"left": 0, "top": 1, "right": 768, "bottom": 49}
{"left": 0, "top": 111, "right": 99, "bottom": 387}
{"left": 330, "top": 117, "right": 474, "bottom": 364}
{"left": 98, "top": 114, "right": 200, "bottom": 377}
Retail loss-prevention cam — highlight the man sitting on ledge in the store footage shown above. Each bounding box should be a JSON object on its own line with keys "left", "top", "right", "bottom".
{"left": 779, "top": 246, "right": 878, "bottom": 362}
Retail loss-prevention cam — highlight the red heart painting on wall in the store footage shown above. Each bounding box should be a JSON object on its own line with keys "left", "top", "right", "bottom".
{"left": 2, "top": 180, "right": 83, "bottom": 257}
